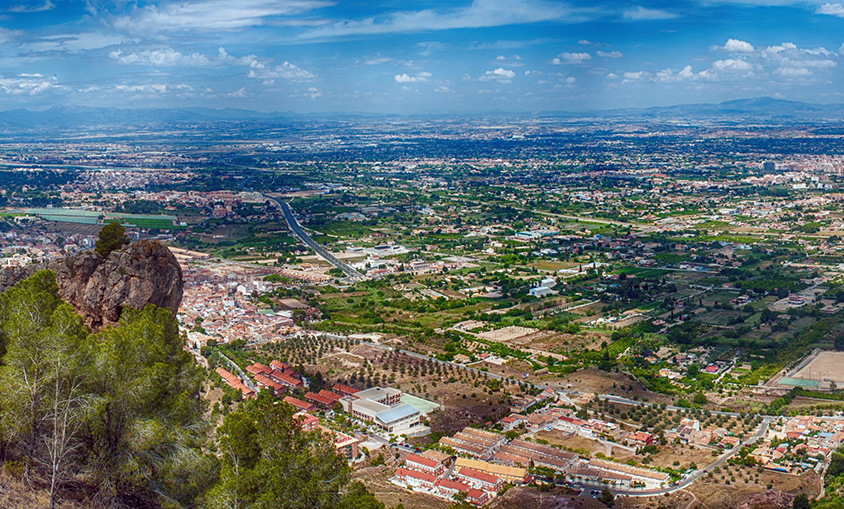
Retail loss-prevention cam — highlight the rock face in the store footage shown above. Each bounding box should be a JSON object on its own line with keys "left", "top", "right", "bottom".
{"left": 0, "top": 240, "right": 183, "bottom": 331}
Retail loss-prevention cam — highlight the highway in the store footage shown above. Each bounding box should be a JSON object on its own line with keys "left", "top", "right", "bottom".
{"left": 268, "top": 197, "right": 367, "bottom": 281}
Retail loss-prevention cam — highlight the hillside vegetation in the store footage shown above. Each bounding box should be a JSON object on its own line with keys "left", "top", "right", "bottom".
{"left": 0, "top": 270, "right": 382, "bottom": 509}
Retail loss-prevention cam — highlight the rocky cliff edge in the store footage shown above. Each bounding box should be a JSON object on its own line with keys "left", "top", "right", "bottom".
{"left": 0, "top": 240, "right": 183, "bottom": 331}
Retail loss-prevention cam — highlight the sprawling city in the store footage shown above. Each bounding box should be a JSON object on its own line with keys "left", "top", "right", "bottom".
{"left": 5, "top": 1, "right": 844, "bottom": 508}
{"left": 1, "top": 109, "right": 844, "bottom": 508}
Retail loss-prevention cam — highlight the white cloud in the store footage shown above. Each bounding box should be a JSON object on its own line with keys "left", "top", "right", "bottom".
{"left": 434, "top": 86, "right": 452, "bottom": 93}
{"left": 578, "top": 39, "right": 593, "bottom": 45}
{"left": 295, "top": 0, "right": 574, "bottom": 40}
{"left": 478, "top": 67, "right": 516, "bottom": 82}
{"left": 394, "top": 71, "right": 431, "bottom": 83}
{"left": 109, "top": 48, "right": 213, "bottom": 66}
{"left": 229, "top": 87, "right": 247, "bottom": 98}
{"left": 761, "top": 42, "right": 836, "bottom": 70}
{"left": 552, "top": 52, "right": 591, "bottom": 64}
{"left": 0, "top": 73, "right": 59, "bottom": 95}
{"left": 113, "top": 0, "right": 334, "bottom": 33}
{"left": 596, "top": 50, "right": 623, "bottom": 58}
{"left": 306, "top": 86, "right": 322, "bottom": 98}
{"left": 615, "top": 40, "right": 838, "bottom": 88}
{"left": 606, "top": 72, "right": 618, "bottom": 79}
{"left": 717, "top": 38, "right": 755, "bottom": 53}
{"left": 364, "top": 57, "right": 393, "bottom": 65}
{"left": 817, "top": 3, "right": 844, "bottom": 17}
{"left": 247, "top": 60, "right": 317, "bottom": 82}
{"left": 0, "top": 28, "right": 20, "bottom": 44}
{"left": 712, "top": 58, "right": 754, "bottom": 72}
{"left": 478, "top": 89, "right": 493, "bottom": 94}
{"left": 774, "top": 67, "right": 813, "bottom": 76}
{"left": 8, "top": 0, "right": 54, "bottom": 13}
{"left": 18, "top": 32, "right": 134, "bottom": 53}
{"left": 840, "top": 43, "right": 844, "bottom": 55}
{"left": 654, "top": 65, "right": 709, "bottom": 82}
{"left": 114, "top": 83, "right": 188, "bottom": 94}
{"left": 623, "top": 6, "right": 678, "bottom": 20}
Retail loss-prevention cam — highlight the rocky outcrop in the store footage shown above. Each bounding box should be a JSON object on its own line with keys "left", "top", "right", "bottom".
{"left": 0, "top": 240, "right": 183, "bottom": 331}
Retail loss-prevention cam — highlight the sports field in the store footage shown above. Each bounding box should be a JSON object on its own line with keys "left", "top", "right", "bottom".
{"left": 401, "top": 394, "right": 441, "bottom": 416}
{"left": 789, "top": 350, "right": 844, "bottom": 385}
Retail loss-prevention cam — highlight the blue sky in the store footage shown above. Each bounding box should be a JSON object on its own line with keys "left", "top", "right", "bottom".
{"left": 1, "top": 0, "right": 844, "bottom": 113}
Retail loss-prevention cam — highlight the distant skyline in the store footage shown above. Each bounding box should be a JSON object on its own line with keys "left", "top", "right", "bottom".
{"left": 2, "top": 0, "right": 844, "bottom": 114}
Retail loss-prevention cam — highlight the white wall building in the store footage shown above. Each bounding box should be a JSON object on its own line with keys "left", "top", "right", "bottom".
{"left": 341, "top": 387, "right": 422, "bottom": 434}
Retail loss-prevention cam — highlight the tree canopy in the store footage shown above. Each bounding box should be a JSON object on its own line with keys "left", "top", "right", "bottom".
{"left": 0, "top": 270, "right": 381, "bottom": 508}
{"left": 209, "top": 393, "right": 383, "bottom": 509}
{"left": 95, "top": 220, "right": 130, "bottom": 257}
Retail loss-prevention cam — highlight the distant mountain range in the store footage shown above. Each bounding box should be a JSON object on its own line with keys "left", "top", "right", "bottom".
{"left": 596, "top": 97, "right": 844, "bottom": 121}
{"left": 1, "top": 97, "right": 844, "bottom": 130}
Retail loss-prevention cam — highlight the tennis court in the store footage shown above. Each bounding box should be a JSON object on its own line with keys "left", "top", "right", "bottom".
{"left": 401, "top": 394, "right": 441, "bottom": 416}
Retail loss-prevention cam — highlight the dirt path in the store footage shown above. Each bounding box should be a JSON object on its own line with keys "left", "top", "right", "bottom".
{"left": 681, "top": 488, "right": 708, "bottom": 509}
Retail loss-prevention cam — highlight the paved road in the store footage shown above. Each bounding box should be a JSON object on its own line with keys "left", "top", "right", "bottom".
{"left": 267, "top": 197, "right": 367, "bottom": 281}
{"left": 218, "top": 351, "right": 257, "bottom": 391}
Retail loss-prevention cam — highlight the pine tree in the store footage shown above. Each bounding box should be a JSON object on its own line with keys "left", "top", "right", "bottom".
{"left": 95, "top": 220, "right": 130, "bottom": 257}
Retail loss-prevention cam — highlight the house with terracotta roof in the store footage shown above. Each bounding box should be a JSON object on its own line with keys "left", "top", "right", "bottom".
{"left": 405, "top": 453, "right": 445, "bottom": 476}
{"left": 246, "top": 363, "right": 272, "bottom": 376}
{"left": 253, "top": 374, "right": 285, "bottom": 396}
{"left": 455, "top": 467, "right": 503, "bottom": 493}
{"left": 526, "top": 413, "right": 556, "bottom": 429}
{"left": 306, "top": 391, "right": 339, "bottom": 408}
{"left": 499, "top": 414, "right": 525, "bottom": 431}
{"left": 215, "top": 367, "right": 256, "bottom": 399}
{"left": 626, "top": 431, "right": 654, "bottom": 447}
{"left": 283, "top": 396, "right": 315, "bottom": 413}
{"left": 466, "top": 488, "right": 490, "bottom": 506}
{"left": 394, "top": 467, "right": 437, "bottom": 490}
{"left": 433, "top": 478, "right": 470, "bottom": 499}
{"left": 333, "top": 383, "right": 359, "bottom": 396}
{"left": 270, "top": 370, "right": 304, "bottom": 389}
{"left": 295, "top": 412, "right": 319, "bottom": 432}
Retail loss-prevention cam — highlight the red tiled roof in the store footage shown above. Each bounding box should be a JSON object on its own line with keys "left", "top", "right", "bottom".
{"left": 271, "top": 372, "right": 303, "bottom": 388}
{"left": 395, "top": 467, "right": 437, "bottom": 484}
{"left": 305, "top": 391, "right": 337, "bottom": 407}
{"left": 254, "top": 374, "right": 283, "bottom": 391}
{"left": 283, "top": 396, "right": 314, "bottom": 412}
{"left": 467, "top": 488, "right": 487, "bottom": 502}
{"left": 434, "top": 478, "right": 469, "bottom": 492}
{"left": 318, "top": 389, "right": 343, "bottom": 403}
{"left": 270, "top": 360, "right": 290, "bottom": 371}
{"left": 246, "top": 363, "right": 272, "bottom": 375}
{"left": 458, "top": 468, "right": 500, "bottom": 485}
{"left": 406, "top": 453, "right": 440, "bottom": 469}
{"left": 333, "top": 383, "right": 359, "bottom": 395}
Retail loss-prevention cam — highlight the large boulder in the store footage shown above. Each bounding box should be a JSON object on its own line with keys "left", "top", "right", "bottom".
{"left": 0, "top": 240, "right": 183, "bottom": 331}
